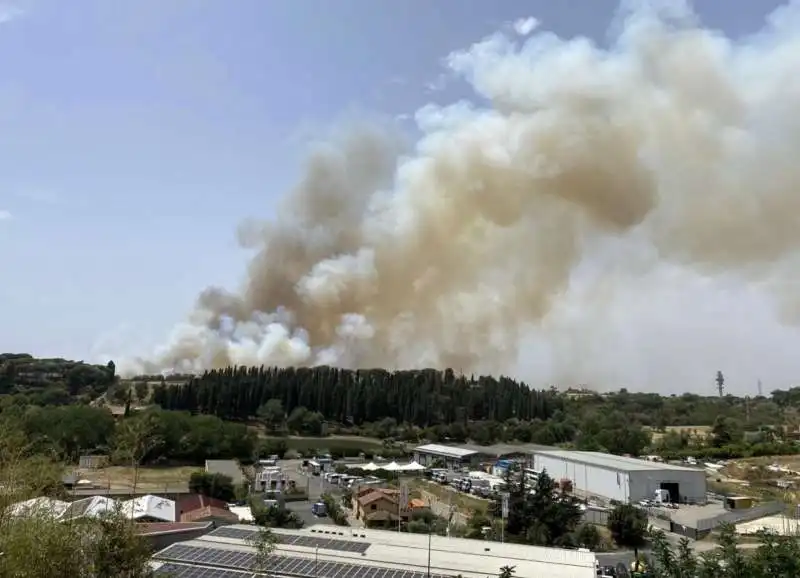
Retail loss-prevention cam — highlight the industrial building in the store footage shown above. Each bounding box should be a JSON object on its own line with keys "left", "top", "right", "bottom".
{"left": 412, "top": 444, "right": 485, "bottom": 469}
{"left": 150, "top": 523, "right": 598, "bottom": 578}
{"left": 531, "top": 450, "right": 707, "bottom": 504}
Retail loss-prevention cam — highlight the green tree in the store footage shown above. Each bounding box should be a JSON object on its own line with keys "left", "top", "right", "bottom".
{"left": 711, "top": 415, "right": 742, "bottom": 448}
{"left": 607, "top": 504, "right": 648, "bottom": 561}
{"left": 257, "top": 398, "right": 285, "bottom": 432}
{"left": 0, "top": 422, "right": 154, "bottom": 577}
{"left": 188, "top": 471, "right": 236, "bottom": 502}
{"left": 498, "top": 565, "right": 516, "bottom": 578}
{"left": 575, "top": 524, "right": 601, "bottom": 550}
{"left": 246, "top": 526, "right": 279, "bottom": 572}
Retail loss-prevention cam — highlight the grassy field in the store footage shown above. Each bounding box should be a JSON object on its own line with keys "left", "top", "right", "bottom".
{"left": 76, "top": 465, "right": 201, "bottom": 492}
{"left": 261, "top": 435, "right": 387, "bottom": 454}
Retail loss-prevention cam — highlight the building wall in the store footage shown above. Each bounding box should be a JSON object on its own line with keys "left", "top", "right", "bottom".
{"left": 533, "top": 454, "right": 631, "bottom": 502}
{"left": 533, "top": 453, "right": 708, "bottom": 504}
{"left": 628, "top": 468, "right": 707, "bottom": 503}
{"left": 413, "top": 451, "right": 463, "bottom": 469}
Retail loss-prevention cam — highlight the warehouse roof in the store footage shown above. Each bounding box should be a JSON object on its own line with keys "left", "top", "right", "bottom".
{"left": 535, "top": 450, "right": 703, "bottom": 473}
{"left": 150, "top": 524, "right": 597, "bottom": 578}
{"left": 413, "top": 444, "right": 479, "bottom": 458}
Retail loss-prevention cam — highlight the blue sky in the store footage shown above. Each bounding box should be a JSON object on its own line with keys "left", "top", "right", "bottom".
{"left": 0, "top": 0, "right": 788, "bottom": 363}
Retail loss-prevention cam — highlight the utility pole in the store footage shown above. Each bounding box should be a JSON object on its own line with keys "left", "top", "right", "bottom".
{"left": 426, "top": 527, "right": 432, "bottom": 578}
{"left": 501, "top": 493, "right": 508, "bottom": 543}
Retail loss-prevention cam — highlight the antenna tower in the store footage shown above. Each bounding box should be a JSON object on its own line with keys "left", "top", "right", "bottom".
{"left": 715, "top": 371, "right": 725, "bottom": 398}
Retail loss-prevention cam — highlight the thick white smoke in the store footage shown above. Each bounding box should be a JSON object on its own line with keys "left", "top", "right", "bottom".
{"left": 120, "top": 1, "right": 800, "bottom": 393}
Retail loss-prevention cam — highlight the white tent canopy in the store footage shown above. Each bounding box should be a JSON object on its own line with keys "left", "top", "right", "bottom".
{"left": 346, "top": 461, "right": 427, "bottom": 472}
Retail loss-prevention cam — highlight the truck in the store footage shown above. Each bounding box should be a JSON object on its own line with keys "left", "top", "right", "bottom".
{"left": 311, "top": 501, "right": 327, "bottom": 517}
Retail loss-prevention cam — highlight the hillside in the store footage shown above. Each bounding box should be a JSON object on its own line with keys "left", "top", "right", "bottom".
{"left": 0, "top": 353, "right": 116, "bottom": 403}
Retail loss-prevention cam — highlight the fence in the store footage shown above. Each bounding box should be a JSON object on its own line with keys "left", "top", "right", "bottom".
{"left": 582, "top": 507, "right": 609, "bottom": 526}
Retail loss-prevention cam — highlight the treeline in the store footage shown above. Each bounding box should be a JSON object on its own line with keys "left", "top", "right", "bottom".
{"left": 0, "top": 352, "right": 116, "bottom": 402}
{"left": 0, "top": 404, "right": 257, "bottom": 465}
{"left": 152, "top": 366, "right": 560, "bottom": 425}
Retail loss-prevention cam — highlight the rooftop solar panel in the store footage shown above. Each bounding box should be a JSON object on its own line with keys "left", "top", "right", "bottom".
{"left": 153, "top": 562, "right": 253, "bottom": 577}
{"left": 154, "top": 543, "right": 455, "bottom": 578}
{"left": 156, "top": 544, "right": 256, "bottom": 571}
{"left": 210, "top": 527, "right": 371, "bottom": 554}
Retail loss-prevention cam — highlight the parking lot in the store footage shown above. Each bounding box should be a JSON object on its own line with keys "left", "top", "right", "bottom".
{"left": 277, "top": 459, "right": 342, "bottom": 527}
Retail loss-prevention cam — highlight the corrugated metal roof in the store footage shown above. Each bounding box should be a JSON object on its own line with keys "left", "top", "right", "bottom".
{"left": 121, "top": 494, "right": 176, "bottom": 522}
{"left": 535, "top": 450, "right": 703, "bottom": 472}
{"left": 412, "top": 444, "right": 479, "bottom": 458}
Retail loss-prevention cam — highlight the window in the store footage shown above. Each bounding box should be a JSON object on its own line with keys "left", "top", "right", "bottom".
{"left": 370, "top": 504, "right": 377, "bottom": 510}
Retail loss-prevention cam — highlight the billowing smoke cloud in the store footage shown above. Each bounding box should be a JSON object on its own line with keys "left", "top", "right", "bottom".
{"left": 122, "top": 1, "right": 800, "bottom": 392}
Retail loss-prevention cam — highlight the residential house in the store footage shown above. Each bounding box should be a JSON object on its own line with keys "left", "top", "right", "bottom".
{"left": 352, "top": 488, "right": 421, "bottom": 527}
{"left": 176, "top": 494, "right": 238, "bottom": 525}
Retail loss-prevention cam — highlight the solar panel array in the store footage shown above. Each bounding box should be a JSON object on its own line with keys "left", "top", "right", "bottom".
{"left": 154, "top": 543, "right": 451, "bottom": 578}
{"left": 157, "top": 544, "right": 255, "bottom": 570}
{"left": 210, "top": 527, "right": 372, "bottom": 554}
{"left": 153, "top": 562, "right": 254, "bottom": 577}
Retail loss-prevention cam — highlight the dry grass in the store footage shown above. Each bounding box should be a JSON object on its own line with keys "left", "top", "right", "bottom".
{"left": 409, "top": 479, "right": 488, "bottom": 514}
{"left": 75, "top": 465, "right": 200, "bottom": 491}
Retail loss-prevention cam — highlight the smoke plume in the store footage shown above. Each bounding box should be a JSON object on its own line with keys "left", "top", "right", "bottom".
{"left": 122, "top": 1, "right": 800, "bottom": 392}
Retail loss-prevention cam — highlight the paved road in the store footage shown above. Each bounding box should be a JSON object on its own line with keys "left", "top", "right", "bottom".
{"left": 279, "top": 459, "right": 341, "bottom": 527}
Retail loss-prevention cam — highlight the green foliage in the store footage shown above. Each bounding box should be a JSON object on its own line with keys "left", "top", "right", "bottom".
{"left": 0, "top": 405, "right": 258, "bottom": 466}
{"left": 245, "top": 526, "right": 278, "bottom": 572}
{"left": 498, "top": 565, "right": 516, "bottom": 578}
{"left": 575, "top": 523, "right": 602, "bottom": 550}
{"left": 502, "top": 469, "right": 583, "bottom": 547}
{"left": 320, "top": 492, "right": 349, "bottom": 526}
{"left": 249, "top": 497, "right": 305, "bottom": 528}
{"left": 153, "top": 366, "right": 561, "bottom": 426}
{"left": 607, "top": 503, "right": 649, "bottom": 551}
{"left": 646, "top": 524, "right": 800, "bottom": 577}
{"left": 0, "top": 353, "right": 115, "bottom": 401}
{"left": 257, "top": 398, "right": 285, "bottom": 431}
{"left": 0, "top": 421, "right": 154, "bottom": 577}
{"left": 188, "top": 471, "right": 236, "bottom": 502}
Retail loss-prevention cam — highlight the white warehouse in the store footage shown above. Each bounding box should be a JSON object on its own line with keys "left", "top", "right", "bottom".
{"left": 532, "top": 450, "right": 707, "bottom": 504}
